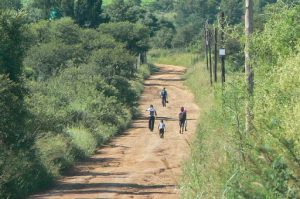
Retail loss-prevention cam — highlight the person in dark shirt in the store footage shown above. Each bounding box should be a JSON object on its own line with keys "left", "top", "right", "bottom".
{"left": 146, "top": 105, "right": 157, "bottom": 131}
{"left": 160, "top": 88, "right": 168, "bottom": 107}
{"left": 179, "top": 107, "right": 187, "bottom": 134}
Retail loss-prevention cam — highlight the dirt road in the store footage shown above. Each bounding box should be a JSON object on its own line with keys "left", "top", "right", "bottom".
{"left": 30, "top": 64, "right": 200, "bottom": 199}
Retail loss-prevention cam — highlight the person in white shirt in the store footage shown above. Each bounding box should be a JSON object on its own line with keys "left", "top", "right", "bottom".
{"left": 158, "top": 120, "right": 166, "bottom": 138}
{"left": 146, "top": 105, "right": 157, "bottom": 131}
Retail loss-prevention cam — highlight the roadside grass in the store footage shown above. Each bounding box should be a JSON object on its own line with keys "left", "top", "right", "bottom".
{"left": 180, "top": 61, "right": 232, "bottom": 198}
{"left": 148, "top": 49, "right": 199, "bottom": 66}
{"left": 66, "top": 127, "right": 98, "bottom": 157}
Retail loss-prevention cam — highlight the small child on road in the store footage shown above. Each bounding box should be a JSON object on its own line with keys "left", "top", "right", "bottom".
{"left": 158, "top": 120, "right": 166, "bottom": 138}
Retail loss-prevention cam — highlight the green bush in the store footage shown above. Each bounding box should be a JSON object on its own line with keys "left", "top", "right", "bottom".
{"left": 94, "top": 125, "right": 119, "bottom": 144}
{"left": 0, "top": 147, "right": 51, "bottom": 199}
{"left": 66, "top": 127, "right": 97, "bottom": 157}
{"left": 35, "top": 133, "right": 75, "bottom": 177}
{"left": 137, "top": 64, "right": 151, "bottom": 79}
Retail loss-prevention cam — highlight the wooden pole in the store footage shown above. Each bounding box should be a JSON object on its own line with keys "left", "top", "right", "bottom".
{"left": 205, "top": 22, "right": 209, "bottom": 70}
{"left": 245, "top": 0, "right": 254, "bottom": 132}
{"left": 214, "top": 27, "right": 218, "bottom": 82}
{"left": 208, "top": 29, "right": 212, "bottom": 86}
{"left": 220, "top": 12, "right": 225, "bottom": 85}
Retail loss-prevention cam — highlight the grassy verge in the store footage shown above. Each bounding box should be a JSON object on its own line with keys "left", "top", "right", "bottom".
{"left": 148, "top": 49, "right": 199, "bottom": 66}
{"left": 180, "top": 61, "right": 232, "bottom": 198}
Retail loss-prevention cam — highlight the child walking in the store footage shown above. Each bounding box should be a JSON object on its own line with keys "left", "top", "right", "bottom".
{"left": 158, "top": 120, "right": 166, "bottom": 138}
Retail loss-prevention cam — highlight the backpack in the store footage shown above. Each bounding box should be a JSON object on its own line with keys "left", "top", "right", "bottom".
{"left": 161, "top": 90, "right": 167, "bottom": 97}
{"left": 179, "top": 111, "right": 186, "bottom": 120}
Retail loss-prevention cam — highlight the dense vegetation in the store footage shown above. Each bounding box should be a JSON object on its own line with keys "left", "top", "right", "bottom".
{"left": 164, "top": 1, "right": 300, "bottom": 198}
{"left": 0, "top": 0, "right": 159, "bottom": 198}
{"left": 150, "top": 0, "right": 300, "bottom": 198}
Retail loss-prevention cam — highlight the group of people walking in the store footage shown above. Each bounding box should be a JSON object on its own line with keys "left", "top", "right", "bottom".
{"left": 146, "top": 87, "right": 187, "bottom": 138}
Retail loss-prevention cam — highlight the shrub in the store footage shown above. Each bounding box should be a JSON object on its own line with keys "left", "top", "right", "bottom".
{"left": 94, "top": 125, "right": 119, "bottom": 144}
{"left": 0, "top": 147, "right": 51, "bottom": 199}
{"left": 66, "top": 127, "right": 97, "bottom": 157}
{"left": 35, "top": 133, "right": 75, "bottom": 177}
{"left": 137, "top": 64, "right": 151, "bottom": 79}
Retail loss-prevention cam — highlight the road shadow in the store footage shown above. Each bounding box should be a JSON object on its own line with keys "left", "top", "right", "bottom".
{"left": 44, "top": 182, "right": 177, "bottom": 197}
{"left": 65, "top": 171, "right": 128, "bottom": 178}
{"left": 147, "top": 77, "right": 185, "bottom": 81}
{"left": 155, "top": 70, "right": 184, "bottom": 75}
{"left": 135, "top": 117, "right": 197, "bottom": 122}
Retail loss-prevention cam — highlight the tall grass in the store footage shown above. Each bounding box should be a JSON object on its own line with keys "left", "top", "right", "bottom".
{"left": 66, "top": 127, "right": 98, "bottom": 157}
{"left": 35, "top": 134, "right": 75, "bottom": 177}
{"left": 180, "top": 60, "right": 232, "bottom": 198}
{"left": 148, "top": 49, "right": 199, "bottom": 66}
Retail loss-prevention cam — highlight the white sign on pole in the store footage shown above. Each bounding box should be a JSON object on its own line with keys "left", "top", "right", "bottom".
{"left": 219, "top": 48, "right": 226, "bottom": 56}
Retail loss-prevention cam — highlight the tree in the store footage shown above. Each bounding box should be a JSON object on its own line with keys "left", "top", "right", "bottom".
{"left": 0, "top": 0, "right": 21, "bottom": 10}
{"left": 0, "top": 11, "right": 29, "bottom": 149}
{"left": 149, "top": 0, "right": 174, "bottom": 12}
{"left": 172, "top": 23, "right": 199, "bottom": 47}
{"left": 50, "top": 17, "right": 81, "bottom": 45}
{"left": 0, "top": 75, "right": 28, "bottom": 148}
{"left": 152, "top": 27, "right": 175, "bottom": 48}
{"left": 106, "top": 0, "right": 146, "bottom": 23}
{"left": 127, "top": 0, "right": 142, "bottom": 6}
{"left": 60, "top": 0, "right": 75, "bottom": 17}
{"left": 0, "top": 10, "right": 25, "bottom": 81}
{"left": 31, "top": 0, "right": 62, "bottom": 18}
{"left": 24, "top": 41, "right": 78, "bottom": 80}
{"left": 90, "top": 48, "right": 136, "bottom": 79}
{"left": 79, "top": 29, "right": 125, "bottom": 53}
{"left": 74, "top": 0, "right": 104, "bottom": 27}
{"left": 220, "top": 0, "right": 243, "bottom": 24}
{"left": 174, "top": 0, "right": 221, "bottom": 46}
{"left": 175, "top": 0, "right": 221, "bottom": 25}
{"left": 30, "top": 0, "right": 104, "bottom": 27}
{"left": 98, "top": 22, "right": 150, "bottom": 55}
{"left": 139, "top": 12, "right": 160, "bottom": 37}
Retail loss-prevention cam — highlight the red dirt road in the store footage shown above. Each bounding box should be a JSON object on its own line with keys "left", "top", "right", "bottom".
{"left": 30, "top": 64, "right": 200, "bottom": 199}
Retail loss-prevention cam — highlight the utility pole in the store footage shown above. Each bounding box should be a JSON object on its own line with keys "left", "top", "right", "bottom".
{"left": 214, "top": 27, "right": 218, "bottom": 82}
{"left": 205, "top": 21, "right": 209, "bottom": 70}
{"left": 245, "top": 0, "right": 254, "bottom": 132}
{"left": 220, "top": 12, "right": 225, "bottom": 85}
{"left": 208, "top": 29, "right": 212, "bottom": 85}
